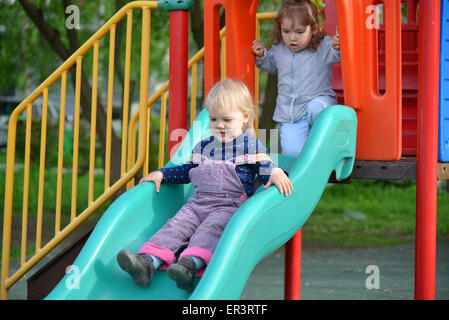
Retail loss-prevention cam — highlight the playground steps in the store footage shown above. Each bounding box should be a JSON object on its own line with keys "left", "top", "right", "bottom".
{"left": 26, "top": 228, "right": 93, "bottom": 300}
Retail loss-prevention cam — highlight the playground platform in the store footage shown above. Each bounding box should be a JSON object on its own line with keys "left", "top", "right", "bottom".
{"left": 4, "top": 240, "right": 448, "bottom": 300}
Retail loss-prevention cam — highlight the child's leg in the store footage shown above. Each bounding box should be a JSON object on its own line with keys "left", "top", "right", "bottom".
{"left": 280, "top": 116, "right": 309, "bottom": 156}
{"left": 166, "top": 207, "right": 235, "bottom": 291}
{"left": 182, "top": 207, "right": 235, "bottom": 261}
{"left": 138, "top": 202, "right": 202, "bottom": 268}
{"left": 280, "top": 96, "right": 338, "bottom": 156}
{"left": 307, "top": 96, "right": 337, "bottom": 126}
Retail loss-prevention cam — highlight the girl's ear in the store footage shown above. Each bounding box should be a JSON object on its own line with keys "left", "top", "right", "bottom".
{"left": 312, "top": 23, "right": 319, "bottom": 35}
{"left": 242, "top": 112, "right": 250, "bottom": 124}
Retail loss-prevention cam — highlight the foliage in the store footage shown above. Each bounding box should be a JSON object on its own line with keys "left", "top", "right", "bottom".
{"left": 303, "top": 179, "right": 449, "bottom": 248}
{"left": 0, "top": 0, "right": 172, "bottom": 98}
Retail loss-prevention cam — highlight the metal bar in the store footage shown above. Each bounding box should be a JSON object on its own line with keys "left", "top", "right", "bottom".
{"left": 415, "top": 0, "right": 440, "bottom": 300}
{"left": 36, "top": 88, "right": 49, "bottom": 252}
{"left": 105, "top": 24, "right": 116, "bottom": 191}
{"left": 256, "top": 11, "right": 276, "bottom": 20}
{"left": 144, "top": 103, "right": 151, "bottom": 176}
{"left": 121, "top": 10, "right": 133, "bottom": 178}
{"left": 55, "top": 72, "right": 67, "bottom": 234}
{"left": 143, "top": 7, "right": 151, "bottom": 177}
{"left": 254, "top": 17, "right": 260, "bottom": 134}
{"left": 126, "top": 117, "right": 137, "bottom": 190}
{"left": 284, "top": 229, "right": 302, "bottom": 300}
{"left": 221, "top": 35, "right": 226, "bottom": 80}
{"left": 159, "top": 91, "right": 167, "bottom": 168}
{"left": 167, "top": 10, "right": 189, "bottom": 158}
{"left": 88, "top": 42, "right": 99, "bottom": 206}
{"left": 21, "top": 103, "right": 33, "bottom": 265}
{"left": 190, "top": 63, "right": 197, "bottom": 127}
{"left": 71, "top": 56, "right": 82, "bottom": 221}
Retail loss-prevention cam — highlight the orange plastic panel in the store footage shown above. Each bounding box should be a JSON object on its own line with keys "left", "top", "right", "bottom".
{"left": 204, "top": 0, "right": 259, "bottom": 96}
{"left": 335, "top": 0, "right": 402, "bottom": 160}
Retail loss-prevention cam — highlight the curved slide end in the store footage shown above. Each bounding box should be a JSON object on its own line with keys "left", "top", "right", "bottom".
{"left": 46, "top": 105, "right": 357, "bottom": 300}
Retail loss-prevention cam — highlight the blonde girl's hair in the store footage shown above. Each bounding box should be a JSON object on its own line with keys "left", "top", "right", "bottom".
{"left": 273, "top": 0, "right": 325, "bottom": 52}
{"left": 204, "top": 79, "right": 256, "bottom": 136}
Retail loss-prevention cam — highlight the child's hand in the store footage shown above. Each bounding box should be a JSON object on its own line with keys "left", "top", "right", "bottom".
{"left": 139, "top": 170, "right": 164, "bottom": 192}
{"left": 264, "top": 167, "right": 293, "bottom": 196}
{"left": 332, "top": 26, "right": 340, "bottom": 51}
{"left": 252, "top": 40, "right": 265, "bottom": 58}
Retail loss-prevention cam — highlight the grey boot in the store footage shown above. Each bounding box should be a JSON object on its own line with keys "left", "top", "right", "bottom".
{"left": 117, "top": 250, "right": 155, "bottom": 287}
{"left": 167, "top": 256, "right": 197, "bottom": 292}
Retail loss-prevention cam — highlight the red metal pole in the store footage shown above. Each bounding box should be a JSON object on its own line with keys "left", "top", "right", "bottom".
{"left": 415, "top": 0, "right": 440, "bottom": 300}
{"left": 284, "top": 229, "right": 301, "bottom": 300}
{"left": 168, "top": 10, "right": 189, "bottom": 159}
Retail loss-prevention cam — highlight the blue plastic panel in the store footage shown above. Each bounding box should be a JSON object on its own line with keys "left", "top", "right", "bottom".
{"left": 439, "top": 0, "right": 449, "bottom": 161}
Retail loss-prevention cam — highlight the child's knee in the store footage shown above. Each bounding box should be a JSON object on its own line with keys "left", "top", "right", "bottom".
{"left": 308, "top": 97, "right": 336, "bottom": 125}
{"left": 281, "top": 138, "right": 306, "bottom": 156}
{"left": 308, "top": 97, "right": 327, "bottom": 119}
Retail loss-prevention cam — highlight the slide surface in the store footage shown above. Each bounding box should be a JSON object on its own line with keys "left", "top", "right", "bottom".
{"left": 45, "top": 105, "right": 357, "bottom": 300}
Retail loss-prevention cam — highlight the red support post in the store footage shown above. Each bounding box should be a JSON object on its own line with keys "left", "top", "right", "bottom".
{"left": 284, "top": 229, "right": 302, "bottom": 300}
{"left": 203, "top": 0, "right": 259, "bottom": 96}
{"left": 168, "top": 10, "right": 189, "bottom": 159}
{"left": 415, "top": 0, "right": 440, "bottom": 300}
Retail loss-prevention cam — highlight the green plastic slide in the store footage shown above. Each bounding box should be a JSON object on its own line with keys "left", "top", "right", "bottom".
{"left": 45, "top": 105, "right": 357, "bottom": 300}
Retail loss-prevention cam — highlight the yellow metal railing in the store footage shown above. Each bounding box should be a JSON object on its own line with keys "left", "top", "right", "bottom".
{"left": 1, "top": 1, "right": 156, "bottom": 300}
{"left": 1, "top": 7, "right": 276, "bottom": 299}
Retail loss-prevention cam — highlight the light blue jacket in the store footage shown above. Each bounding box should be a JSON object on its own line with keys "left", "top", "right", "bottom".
{"left": 256, "top": 36, "right": 340, "bottom": 123}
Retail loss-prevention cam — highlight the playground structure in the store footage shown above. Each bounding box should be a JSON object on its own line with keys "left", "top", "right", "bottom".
{"left": 0, "top": 0, "right": 446, "bottom": 300}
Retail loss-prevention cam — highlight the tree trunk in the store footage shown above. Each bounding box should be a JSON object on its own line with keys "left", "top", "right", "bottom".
{"left": 190, "top": 0, "right": 204, "bottom": 50}
{"left": 258, "top": 73, "right": 278, "bottom": 131}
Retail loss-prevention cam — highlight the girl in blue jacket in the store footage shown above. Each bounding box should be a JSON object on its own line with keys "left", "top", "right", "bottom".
{"left": 252, "top": 0, "right": 340, "bottom": 156}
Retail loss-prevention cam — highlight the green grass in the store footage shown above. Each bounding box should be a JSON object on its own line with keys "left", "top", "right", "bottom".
{"left": 303, "top": 180, "right": 449, "bottom": 248}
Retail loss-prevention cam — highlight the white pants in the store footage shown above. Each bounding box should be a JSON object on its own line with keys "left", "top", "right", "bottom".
{"left": 280, "top": 96, "right": 337, "bottom": 156}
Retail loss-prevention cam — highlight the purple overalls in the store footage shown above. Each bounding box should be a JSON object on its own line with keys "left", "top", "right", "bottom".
{"left": 138, "top": 154, "right": 249, "bottom": 275}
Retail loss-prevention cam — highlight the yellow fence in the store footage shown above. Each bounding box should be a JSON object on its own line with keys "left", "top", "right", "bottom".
{"left": 1, "top": 3, "right": 276, "bottom": 299}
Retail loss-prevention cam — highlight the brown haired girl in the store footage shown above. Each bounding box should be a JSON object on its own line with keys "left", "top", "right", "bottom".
{"left": 252, "top": 0, "right": 340, "bottom": 156}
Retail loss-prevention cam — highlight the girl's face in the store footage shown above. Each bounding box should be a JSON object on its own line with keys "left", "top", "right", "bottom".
{"left": 280, "top": 17, "right": 313, "bottom": 52}
{"left": 209, "top": 107, "right": 250, "bottom": 143}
